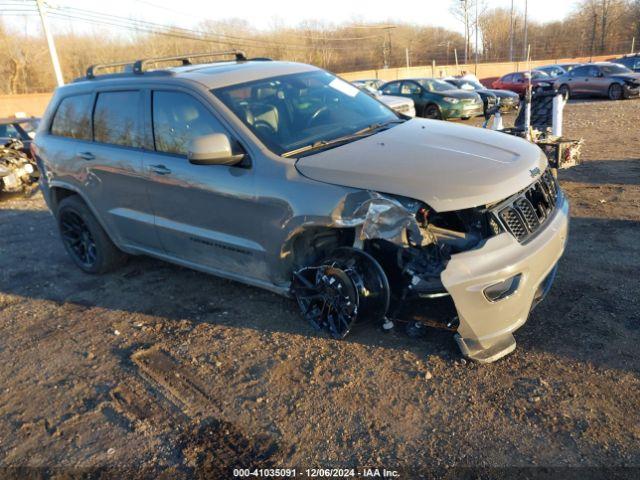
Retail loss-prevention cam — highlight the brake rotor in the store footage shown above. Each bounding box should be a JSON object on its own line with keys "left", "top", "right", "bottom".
{"left": 291, "top": 247, "right": 390, "bottom": 339}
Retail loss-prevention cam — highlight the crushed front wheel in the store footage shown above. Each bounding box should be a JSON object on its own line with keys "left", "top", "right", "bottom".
{"left": 291, "top": 247, "right": 390, "bottom": 339}
{"left": 292, "top": 265, "right": 359, "bottom": 339}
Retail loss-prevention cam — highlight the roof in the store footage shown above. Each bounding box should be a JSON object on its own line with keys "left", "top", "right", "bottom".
{"left": 72, "top": 60, "right": 320, "bottom": 90}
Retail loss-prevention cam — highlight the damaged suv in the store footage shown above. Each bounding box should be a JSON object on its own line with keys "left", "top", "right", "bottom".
{"left": 34, "top": 52, "right": 569, "bottom": 363}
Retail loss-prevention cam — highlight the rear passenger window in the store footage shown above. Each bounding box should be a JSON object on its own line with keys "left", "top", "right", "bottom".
{"left": 152, "top": 91, "right": 225, "bottom": 156}
{"left": 382, "top": 83, "right": 400, "bottom": 95}
{"left": 51, "top": 94, "right": 93, "bottom": 140}
{"left": 94, "top": 91, "right": 142, "bottom": 148}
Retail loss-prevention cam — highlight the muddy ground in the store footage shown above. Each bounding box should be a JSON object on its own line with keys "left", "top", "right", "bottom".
{"left": 0, "top": 99, "right": 639, "bottom": 479}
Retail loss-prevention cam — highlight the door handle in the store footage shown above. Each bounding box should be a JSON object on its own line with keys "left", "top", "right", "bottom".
{"left": 77, "top": 151, "right": 94, "bottom": 161}
{"left": 149, "top": 164, "right": 172, "bottom": 175}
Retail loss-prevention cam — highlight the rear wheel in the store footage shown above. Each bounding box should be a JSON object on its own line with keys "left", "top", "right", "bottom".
{"left": 423, "top": 104, "right": 442, "bottom": 120}
{"left": 608, "top": 83, "right": 623, "bottom": 100}
{"left": 56, "top": 195, "right": 126, "bottom": 274}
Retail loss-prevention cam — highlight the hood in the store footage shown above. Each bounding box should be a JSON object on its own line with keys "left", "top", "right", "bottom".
{"left": 295, "top": 118, "right": 548, "bottom": 212}
{"left": 489, "top": 89, "right": 520, "bottom": 99}
{"left": 436, "top": 89, "right": 480, "bottom": 100}
{"left": 611, "top": 73, "right": 640, "bottom": 83}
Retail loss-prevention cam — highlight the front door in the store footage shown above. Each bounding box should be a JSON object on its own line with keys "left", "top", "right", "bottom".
{"left": 142, "top": 89, "right": 265, "bottom": 279}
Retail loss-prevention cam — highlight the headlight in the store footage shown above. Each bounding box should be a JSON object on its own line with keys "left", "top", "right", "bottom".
{"left": 443, "top": 97, "right": 460, "bottom": 104}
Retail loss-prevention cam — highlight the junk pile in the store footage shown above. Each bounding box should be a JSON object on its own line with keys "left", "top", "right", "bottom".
{"left": 486, "top": 85, "right": 583, "bottom": 171}
{"left": 0, "top": 139, "right": 39, "bottom": 194}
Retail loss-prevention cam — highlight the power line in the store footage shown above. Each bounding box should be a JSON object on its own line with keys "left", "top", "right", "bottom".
{"left": 45, "top": 6, "right": 377, "bottom": 52}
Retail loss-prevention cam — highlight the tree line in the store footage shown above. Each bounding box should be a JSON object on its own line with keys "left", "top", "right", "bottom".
{"left": 1, "top": 0, "right": 639, "bottom": 95}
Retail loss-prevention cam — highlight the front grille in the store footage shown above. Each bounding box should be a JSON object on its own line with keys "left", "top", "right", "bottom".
{"left": 493, "top": 170, "right": 559, "bottom": 243}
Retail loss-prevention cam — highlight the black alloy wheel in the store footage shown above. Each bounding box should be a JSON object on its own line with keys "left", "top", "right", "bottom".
{"left": 424, "top": 104, "right": 442, "bottom": 120}
{"left": 60, "top": 210, "right": 98, "bottom": 269}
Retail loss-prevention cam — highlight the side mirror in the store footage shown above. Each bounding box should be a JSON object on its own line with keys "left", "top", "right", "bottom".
{"left": 188, "top": 133, "right": 245, "bottom": 166}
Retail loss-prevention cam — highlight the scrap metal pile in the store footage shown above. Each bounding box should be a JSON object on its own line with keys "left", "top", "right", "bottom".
{"left": 0, "top": 139, "right": 39, "bottom": 194}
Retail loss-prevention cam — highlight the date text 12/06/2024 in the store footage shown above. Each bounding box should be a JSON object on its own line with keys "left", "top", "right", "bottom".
{"left": 232, "top": 468, "right": 400, "bottom": 478}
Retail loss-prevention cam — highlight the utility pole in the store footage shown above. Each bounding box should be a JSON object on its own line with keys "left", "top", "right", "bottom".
{"left": 522, "top": 0, "right": 528, "bottom": 61}
{"left": 590, "top": 12, "right": 597, "bottom": 61}
{"left": 405, "top": 47, "right": 410, "bottom": 68}
{"left": 474, "top": 0, "right": 478, "bottom": 74}
{"left": 36, "top": 0, "right": 64, "bottom": 86}
{"left": 463, "top": 0, "right": 469, "bottom": 64}
{"left": 509, "top": 0, "right": 514, "bottom": 62}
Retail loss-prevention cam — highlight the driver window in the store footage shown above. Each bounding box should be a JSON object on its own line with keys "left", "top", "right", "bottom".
{"left": 152, "top": 91, "right": 226, "bottom": 156}
{"left": 401, "top": 82, "right": 420, "bottom": 95}
{"left": 588, "top": 67, "right": 600, "bottom": 77}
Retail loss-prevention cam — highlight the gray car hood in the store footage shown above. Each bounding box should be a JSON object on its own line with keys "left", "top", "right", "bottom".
{"left": 295, "top": 118, "right": 547, "bottom": 212}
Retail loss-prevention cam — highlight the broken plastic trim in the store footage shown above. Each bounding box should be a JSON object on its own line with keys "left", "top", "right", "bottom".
{"left": 330, "top": 191, "right": 426, "bottom": 246}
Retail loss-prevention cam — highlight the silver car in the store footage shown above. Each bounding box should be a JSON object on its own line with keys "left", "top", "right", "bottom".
{"left": 34, "top": 52, "right": 569, "bottom": 363}
{"left": 554, "top": 62, "right": 640, "bottom": 100}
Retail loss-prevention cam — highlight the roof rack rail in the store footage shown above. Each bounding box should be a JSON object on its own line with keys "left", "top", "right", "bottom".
{"left": 132, "top": 50, "right": 247, "bottom": 74}
{"left": 85, "top": 50, "right": 249, "bottom": 80}
{"left": 86, "top": 61, "right": 134, "bottom": 79}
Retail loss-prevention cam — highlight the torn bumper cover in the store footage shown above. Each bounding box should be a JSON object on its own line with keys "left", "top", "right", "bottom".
{"left": 441, "top": 194, "right": 569, "bottom": 363}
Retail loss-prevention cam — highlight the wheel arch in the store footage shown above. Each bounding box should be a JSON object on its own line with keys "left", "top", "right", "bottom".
{"left": 49, "top": 181, "right": 121, "bottom": 249}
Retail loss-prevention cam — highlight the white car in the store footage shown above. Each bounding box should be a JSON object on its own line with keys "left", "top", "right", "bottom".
{"left": 353, "top": 82, "right": 416, "bottom": 117}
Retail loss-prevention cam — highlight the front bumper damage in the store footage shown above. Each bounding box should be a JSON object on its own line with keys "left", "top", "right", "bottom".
{"left": 442, "top": 194, "right": 569, "bottom": 363}
{"left": 290, "top": 171, "right": 568, "bottom": 363}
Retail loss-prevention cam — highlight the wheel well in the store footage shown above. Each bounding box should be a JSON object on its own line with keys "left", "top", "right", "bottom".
{"left": 50, "top": 187, "right": 80, "bottom": 213}
{"left": 289, "top": 227, "right": 356, "bottom": 269}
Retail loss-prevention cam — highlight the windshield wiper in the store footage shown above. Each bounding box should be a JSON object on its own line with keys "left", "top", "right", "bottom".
{"left": 283, "top": 119, "right": 405, "bottom": 158}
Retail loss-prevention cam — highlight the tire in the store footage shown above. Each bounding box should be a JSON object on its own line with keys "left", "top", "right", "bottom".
{"left": 56, "top": 195, "right": 126, "bottom": 274}
{"left": 423, "top": 104, "right": 442, "bottom": 120}
{"left": 558, "top": 84, "right": 570, "bottom": 101}
{"left": 608, "top": 83, "right": 623, "bottom": 100}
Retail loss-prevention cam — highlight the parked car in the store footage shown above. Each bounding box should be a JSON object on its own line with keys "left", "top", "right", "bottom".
{"left": 0, "top": 116, "right": 40, "bottom": 155}
{"left": 444, "top": 77, "right": 520, "bottom": 114}
{"left": 352, "top": 79, "right": 385, "bottom": 91}
{"left": 376, "top": 94, "right": 416, "bottom": 117}
{"left": 353, "top": 83, "right": 416, "bottom": 117}
{"left": 380, "top": 78, "right": 484, "bottom": 120}
{"left": 553, "top": 62, "right": 640, "bottom": 100}
{"left": 34, "top": 52, "right": 569, "bottom": 363}
{"left": 611, "top": 54, "right": 640, "bottom": 72}
{"left": 491, "top": 70, "right": 553, "bottom": 96}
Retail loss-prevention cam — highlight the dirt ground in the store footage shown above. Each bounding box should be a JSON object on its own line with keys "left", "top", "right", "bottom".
{"left": 0, "top": 98, "right": 639, "bottom": 479}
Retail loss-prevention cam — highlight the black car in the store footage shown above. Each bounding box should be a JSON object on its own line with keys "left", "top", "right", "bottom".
{"left": 612, "top": 54, "right": 640, "bottom": 72}
{"left": 0, "top": 117, "right": 40, "bottom": 155}
{"left": 444, "top": 78, "right": 520, "bottom": 115}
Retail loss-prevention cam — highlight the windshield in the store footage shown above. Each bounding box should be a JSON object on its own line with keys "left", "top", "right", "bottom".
{"left": 417, "top": 79, "right": 454, "bottom": 92}
{"left": 601, "top": 64, "right": 632, "bottom": 75}
{"left": 454, "top": 80, "right": 484, "bottom": 91}
{"left": 531, "top": 71, "right": 550, "bottom": 79}
{"left": 212, "top": 70, "right": 399, "bottom": 156}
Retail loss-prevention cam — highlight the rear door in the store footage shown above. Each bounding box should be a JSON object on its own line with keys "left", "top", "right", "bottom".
{"left": 142, "top": 89, "right": 261, "bottom": 277}
{"left": 85, "top": 89, "right": 162, "bottom": 250}
{"left": 567, "top": 66, "right": 590, "bottom": 94}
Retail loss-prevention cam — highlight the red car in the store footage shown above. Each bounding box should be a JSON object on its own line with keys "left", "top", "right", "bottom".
{"left": 491, "top": 70, "right": 553, "bottom": 96}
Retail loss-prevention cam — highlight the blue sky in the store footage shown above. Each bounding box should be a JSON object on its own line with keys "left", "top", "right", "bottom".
{"left": 5, "top": 0, "right": 579, "bottom": 34}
